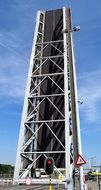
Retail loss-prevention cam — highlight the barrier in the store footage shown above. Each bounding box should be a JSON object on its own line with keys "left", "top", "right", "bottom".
{"left": 0, "top": 178, "right": 13, "bottom": 186}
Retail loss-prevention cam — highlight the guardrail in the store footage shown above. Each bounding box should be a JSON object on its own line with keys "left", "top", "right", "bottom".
{"left": 0, "top": 178, "right": 13, "bottom": 186}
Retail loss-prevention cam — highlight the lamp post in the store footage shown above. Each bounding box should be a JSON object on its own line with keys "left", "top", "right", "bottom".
{"left": 62, "top": 26, "right": 80, "bottom": 34}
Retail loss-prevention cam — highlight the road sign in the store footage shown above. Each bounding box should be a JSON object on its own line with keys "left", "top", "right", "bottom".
{"left": 25, "top": 178, "right": 32, "bottom": 185}
{"left": 75, "top": 154, "right": 86, "bottom": 166}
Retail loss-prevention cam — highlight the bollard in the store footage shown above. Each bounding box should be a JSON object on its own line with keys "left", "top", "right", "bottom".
{"left": 98, "top": 176, "right": 100, "bottom": 190}
{"left": 84, "top": 183, "right": 88, "bottom": 190}
{"left": 48, "top": 175, "right": 53, "bottom": 190}
{"left": 48, "top": 184, "right": 53, "bottom": 190}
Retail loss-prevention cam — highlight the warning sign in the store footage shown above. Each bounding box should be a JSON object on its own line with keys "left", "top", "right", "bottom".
{"left": 25, "top": 178, "right": 32, "bottom": 185}
{"left": 75, "top": 154, "right": 86, "bottom": 166}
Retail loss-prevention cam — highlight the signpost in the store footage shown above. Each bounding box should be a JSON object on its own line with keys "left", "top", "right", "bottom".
{"left": 75, "top": 154, "right": 86, "bottom": 189}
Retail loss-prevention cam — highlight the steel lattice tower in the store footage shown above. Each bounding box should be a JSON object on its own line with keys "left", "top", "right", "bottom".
{"left": 13, "top": 7, "right": 84, "bottom": 190}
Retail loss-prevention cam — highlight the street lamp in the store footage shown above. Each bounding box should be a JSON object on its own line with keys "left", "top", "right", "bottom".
{"left": 62, "top": 26, "right": 80, "bottom": 33}
{"left": 78, "top": 100, "right": 83, "bottom": 104}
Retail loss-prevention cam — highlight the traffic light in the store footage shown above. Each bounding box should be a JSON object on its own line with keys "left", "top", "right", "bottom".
{"left": 44, "top": 157, "right": 54, "bottom": 175}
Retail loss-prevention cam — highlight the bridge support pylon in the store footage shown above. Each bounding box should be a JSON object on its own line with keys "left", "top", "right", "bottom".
{"left": 13, "top": 7, "right": 85, "bottom": 190}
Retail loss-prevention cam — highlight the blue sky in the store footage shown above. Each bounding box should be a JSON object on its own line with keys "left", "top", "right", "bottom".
{"left": 0, "top": 0, "right": 101, "bottom": 167}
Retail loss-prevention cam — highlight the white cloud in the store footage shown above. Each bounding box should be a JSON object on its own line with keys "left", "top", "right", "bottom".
{"left": 0, "top": 2, "right": 35, "bottom": 104}
{"left": 0, "top": 55, "right": 27, "bottom": 98}
{"left": 0, "top": 32, "right": 28, "bottom": 100}
{"left": 78, "top": 70, "right": 101, "bottom": 123}
{"left": 0, "top": 31, "right": 21, "bottom": 49}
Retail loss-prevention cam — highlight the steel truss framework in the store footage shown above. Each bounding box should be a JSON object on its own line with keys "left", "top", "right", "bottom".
{"left": 13, "top": 7, "right": 84, "bottom": 190}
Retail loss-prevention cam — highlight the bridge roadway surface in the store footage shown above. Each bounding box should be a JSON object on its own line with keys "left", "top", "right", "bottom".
{"left": 0, "top": 184, "right": 64, "bottom": 190}
{"left": 0, "top": 183, "right": 100, "bottom": 190}
{"left": 0, "top": 181, "right": 100, "bottom": 190}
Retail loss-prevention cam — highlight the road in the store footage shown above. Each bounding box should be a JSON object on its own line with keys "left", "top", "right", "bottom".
{"left": 0, "top": 184, "right": 64, "bottom": 190}
{"left": 0, "top": 185, "right": 48, "bottom": 190}
{"left": 0, "top": 180, "right": 101, "bottom": 190}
